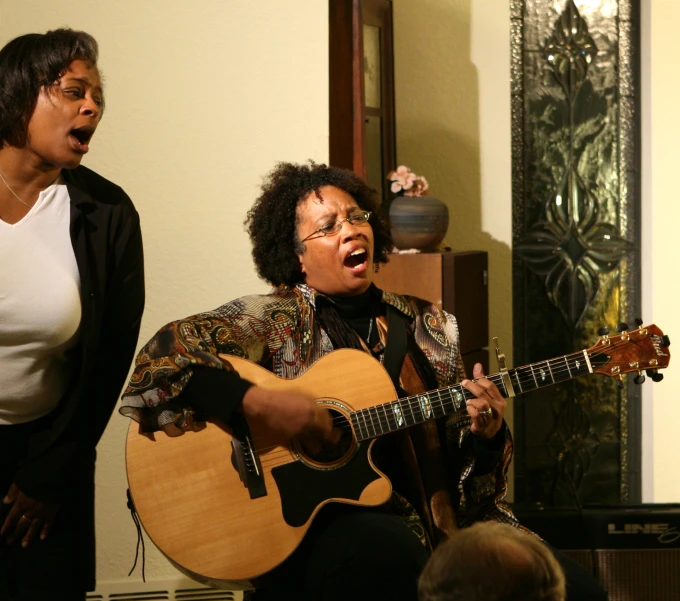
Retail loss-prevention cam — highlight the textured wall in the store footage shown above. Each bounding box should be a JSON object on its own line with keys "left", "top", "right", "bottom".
{"left": 0, "top": 0, "right": 328, "bottom": 584}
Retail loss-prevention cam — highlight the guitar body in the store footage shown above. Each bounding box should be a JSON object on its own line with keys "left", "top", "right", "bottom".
{"left": 126, "top": 349, "right": 397, "bottom": 588}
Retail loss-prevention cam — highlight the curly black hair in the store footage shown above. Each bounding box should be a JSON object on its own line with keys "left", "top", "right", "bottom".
{"left": 246, "top": 161, "right": 392, "bottom": 287}
{"left": 0, "top": 28, "right": 100, "bottom": 149}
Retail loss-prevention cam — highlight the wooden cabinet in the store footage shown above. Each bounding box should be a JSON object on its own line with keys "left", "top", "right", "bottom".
{"left": 373, "top": 251, "right": 489, "bottom": 375}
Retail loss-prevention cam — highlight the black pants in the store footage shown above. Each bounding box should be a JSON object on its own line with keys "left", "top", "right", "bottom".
{"left": 0, "top": 421, "right": 91, "bottom": 601}
{"left": 250, "top": 506, "right": 429, "bottom": 601}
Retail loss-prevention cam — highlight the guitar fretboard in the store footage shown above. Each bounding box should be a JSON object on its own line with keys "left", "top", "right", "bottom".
{"left": 349, "top": 349, "right": 600, "bottom": 441}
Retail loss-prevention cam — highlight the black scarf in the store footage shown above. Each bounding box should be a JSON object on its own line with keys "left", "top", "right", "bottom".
{"left": 315, "top": 285, "right": 438, "bottom": 392}
{"left": 316, "top": 285, "right": 381, "bottom": 350}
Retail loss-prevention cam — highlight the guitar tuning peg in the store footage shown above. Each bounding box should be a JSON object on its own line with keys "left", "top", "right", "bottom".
{"left": 634, "top": 372, "right": 646, "bottom": 385}
{"left": 617, "top": 322, "right": 629, "bottom": 332}
{"left": 598, "top": 326, "right": 609, "bottom": 336}
{"left": 634, "top": 318, "right": 643, "bottom": 327}
{"left": 646, "top": 368, "right": 665, "bottom": 382}
{"left": 616, "top": 376, "right": 625, "bottom": 389}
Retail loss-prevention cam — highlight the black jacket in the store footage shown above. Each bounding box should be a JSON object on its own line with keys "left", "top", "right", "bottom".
{"left": 13, "top": 165, "right": 145, "bottom": 502}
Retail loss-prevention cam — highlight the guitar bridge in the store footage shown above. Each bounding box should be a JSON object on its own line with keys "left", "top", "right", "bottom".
{"left": 229, "top": 416, "right": 266, "bottom": 499}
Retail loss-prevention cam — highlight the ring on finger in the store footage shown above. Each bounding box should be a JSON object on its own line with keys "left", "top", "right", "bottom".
{"left": 20, "top": 515, "right": 32, "bottom": 521}
{"left": 479, "top": 408, "right": 492, "bottom": 416}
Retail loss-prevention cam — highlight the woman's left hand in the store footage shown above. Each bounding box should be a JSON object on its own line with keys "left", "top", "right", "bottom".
{"left": 1, "top": 483, "right": 59, "bottom": 547}
{"left": 461, "top": 363, "right": 506, "bottom": 439}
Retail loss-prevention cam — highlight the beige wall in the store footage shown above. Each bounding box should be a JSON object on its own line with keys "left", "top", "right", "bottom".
{"left": 0, "top": 0, "right": 328, "bottom": 585}
{"left": 642, "top": 0, "right": 680, "bottom": 502}
{"left": 393, "top": 0, "right": 515, "bottom": 496}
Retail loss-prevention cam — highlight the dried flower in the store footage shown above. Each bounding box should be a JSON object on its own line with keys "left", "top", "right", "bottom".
{"left": 387, "top": 165, "right": 429, "bottom": 197}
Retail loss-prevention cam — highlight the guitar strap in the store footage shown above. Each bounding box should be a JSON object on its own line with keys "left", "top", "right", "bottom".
{"left": 383, "top": 304, "right": 409, "bottom": 389}
{"left": 382, "top": 305, "right": 460, "bottom": 543}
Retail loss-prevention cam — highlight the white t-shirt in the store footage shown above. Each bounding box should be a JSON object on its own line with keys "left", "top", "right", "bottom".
{"left": 0, "top": 180, "right": 82, "bottom": 424}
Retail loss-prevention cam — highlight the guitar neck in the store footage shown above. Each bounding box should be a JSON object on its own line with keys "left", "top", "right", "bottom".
{"left": 349, "top": 349, "right": 595, "bottom": 441}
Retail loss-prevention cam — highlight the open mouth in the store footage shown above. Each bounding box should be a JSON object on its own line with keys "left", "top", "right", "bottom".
{"left": 344, "top": 249, "right": 368, "bottom": 269}
{"left": 69, "top": 126, "right": 94, "bottom": 151}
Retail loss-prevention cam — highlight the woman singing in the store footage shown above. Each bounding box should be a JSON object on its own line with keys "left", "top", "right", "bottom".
{"left": 0, "top": 28, "right": 144, "bottom": 601}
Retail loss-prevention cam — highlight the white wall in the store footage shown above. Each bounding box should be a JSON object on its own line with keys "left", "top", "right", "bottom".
{"left": 642, "top": 0, "right": 680, "bottom": 502}
{"left": 0, "top": 0, "right": 329, "bottom": 585}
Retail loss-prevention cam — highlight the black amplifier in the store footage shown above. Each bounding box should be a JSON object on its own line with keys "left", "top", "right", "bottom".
{"left": 514, "top": 504, "right": 680, "bottom": 550}
{"left": 513, "top": 504, "right": 680, "bottom": 601}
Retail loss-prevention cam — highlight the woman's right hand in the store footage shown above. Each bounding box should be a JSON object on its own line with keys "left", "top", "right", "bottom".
{"left": 1, "top": 483, "right": 59, "bottom": 547}
{"left": 241, "top": 386, "right": 337, "bottom": 441}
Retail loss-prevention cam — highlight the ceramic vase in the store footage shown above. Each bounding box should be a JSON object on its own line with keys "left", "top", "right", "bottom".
{"left": 388, "top": 195, "right": 449, "bottom": 251}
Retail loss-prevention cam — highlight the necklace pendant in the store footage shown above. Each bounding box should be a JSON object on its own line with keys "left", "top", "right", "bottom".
{"left": 366, "top": 317, "right": 374, "bottom": 345}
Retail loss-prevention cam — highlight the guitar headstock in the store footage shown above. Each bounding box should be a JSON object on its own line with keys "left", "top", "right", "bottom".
{"left": 587, "top": 323, "right": 671, "bottom": 383}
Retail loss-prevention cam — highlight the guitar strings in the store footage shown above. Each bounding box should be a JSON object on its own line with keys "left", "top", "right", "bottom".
{"left": 326, "top": 338, "right": 634, "bottom": 434}
{"left": 348, "top": 334, "right": 650, "bottom": 434}
{"left": 247, "top": 334, "right": 652, "bottom": 456}
{"left": 252, "top": 349, "right": 636, "bottom": 465}
{"left": 251, "top": 336, "right": 644, "bottom": 459}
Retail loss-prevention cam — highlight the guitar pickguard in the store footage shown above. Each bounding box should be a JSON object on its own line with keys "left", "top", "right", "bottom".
{"left": 271, "top": 442, "right": 380, "bottom": 527}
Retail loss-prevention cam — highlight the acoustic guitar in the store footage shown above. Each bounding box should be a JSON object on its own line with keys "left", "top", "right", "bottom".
{"left": 126, "top": 323, "right": 671, "bottom": 589}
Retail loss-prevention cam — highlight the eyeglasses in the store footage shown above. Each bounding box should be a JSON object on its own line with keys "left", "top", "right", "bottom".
{"left": 301, "top": 210, "right": 372, "bottom": 242}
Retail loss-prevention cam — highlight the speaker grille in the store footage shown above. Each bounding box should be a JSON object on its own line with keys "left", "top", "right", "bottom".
{"left": 561, "top": 549, "right": 594, "bottom": 573}
{"left": 598, "top": 549, "right": 680, "bottom": 601}
{"left": 562, "top": 549, "right": 680, "bottom": 601}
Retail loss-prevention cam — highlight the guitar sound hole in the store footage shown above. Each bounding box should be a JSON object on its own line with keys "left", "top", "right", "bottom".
{"left": 299, "top": 409, "right": 355, "bottom": 465}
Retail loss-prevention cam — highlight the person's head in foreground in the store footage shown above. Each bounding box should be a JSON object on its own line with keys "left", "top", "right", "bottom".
{"left": 418, "top": 522, "right": 566, "bottom": 601}
{"left": 246, "top": 160, "right": 392, "bottom": 296}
